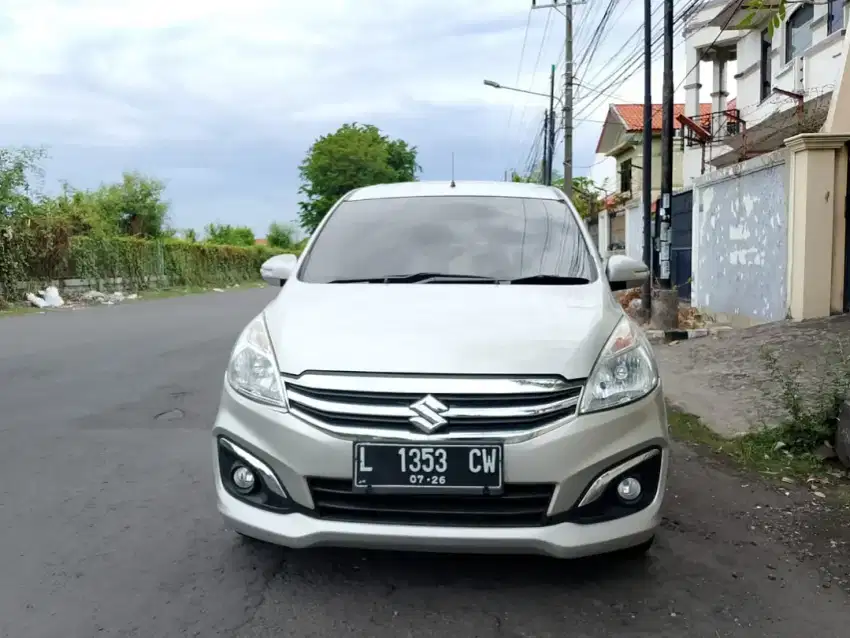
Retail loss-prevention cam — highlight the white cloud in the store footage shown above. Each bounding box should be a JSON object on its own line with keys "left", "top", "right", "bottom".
{"left": 0, "top": 0, "right": 553, "bottom": 145}
{"left": 1, "top": 0, "right": 707, "bottom": 231}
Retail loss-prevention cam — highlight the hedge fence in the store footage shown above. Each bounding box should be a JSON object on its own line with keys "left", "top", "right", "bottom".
{"left": 0, "top": 218, "right": 298, "bottom": 302}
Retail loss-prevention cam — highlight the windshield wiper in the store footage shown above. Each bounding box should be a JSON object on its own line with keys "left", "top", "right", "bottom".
{"left": 507, "top": 274, "right": 590, "bottom": 285}
{"left": 328, "top": 272, "right": 500, "bottom": 284}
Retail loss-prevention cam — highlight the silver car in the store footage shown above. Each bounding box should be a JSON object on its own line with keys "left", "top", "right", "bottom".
{"left": 214, "top": 180, "right": 668, "bottom": 559}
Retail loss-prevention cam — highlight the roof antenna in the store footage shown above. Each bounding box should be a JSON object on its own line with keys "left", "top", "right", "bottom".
{"left": 450, "top": 152, "right": 456, "bottom": 187}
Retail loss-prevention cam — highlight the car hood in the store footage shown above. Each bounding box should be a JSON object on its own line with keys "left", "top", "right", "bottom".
{"left": 264, "top": 280, "right": 622, "bottom": 378}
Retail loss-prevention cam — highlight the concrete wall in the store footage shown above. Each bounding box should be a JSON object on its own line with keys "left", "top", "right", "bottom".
{"left": 624, "top": 198, "right": 644, "bottom": 261}
{"left": 597, "top": 209, "right": 611, "bottom": 257}
{"left": 692, "top": 149, "right": 789, "bottom": 324}
{"left": 682, "top": 2, "right": 848, "bottom": 187}
{"left": 736, "top": 9, "right": 846, "bottom": 131}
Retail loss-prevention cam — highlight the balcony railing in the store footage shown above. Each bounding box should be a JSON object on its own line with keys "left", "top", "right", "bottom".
{"left": 682, "top": 108, "right": 744, "bottom": 147}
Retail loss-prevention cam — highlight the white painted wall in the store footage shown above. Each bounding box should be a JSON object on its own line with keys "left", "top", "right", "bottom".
{"left": 624, "top": 199, "right": 644, "bottom": 262}
{"left": 682, "top": 1, "right": 848, "bottom": 186}
{"left": 734, "top": 2, "right": 847, "bottom": 129}
{"left": 597, "top": 210, "right": 610, "bottom": 258}
{"left": 691, "top": 150, "right": 789, "bottom": 323}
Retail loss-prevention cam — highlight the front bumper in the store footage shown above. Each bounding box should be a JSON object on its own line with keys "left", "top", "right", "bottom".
{"left": 212, "top": 383, "right": 670, "bottom": 559}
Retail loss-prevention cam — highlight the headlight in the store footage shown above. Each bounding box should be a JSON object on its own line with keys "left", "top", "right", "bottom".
{"left": 226, "top": 314, "right": 288, "bottom": 409}
{"left": 579, "top": 316, "right": 658, "bottom": 413}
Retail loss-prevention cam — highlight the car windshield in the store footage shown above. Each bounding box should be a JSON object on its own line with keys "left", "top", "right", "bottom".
{"left": 298, "top": 195, "right": 598, "bottom": 283}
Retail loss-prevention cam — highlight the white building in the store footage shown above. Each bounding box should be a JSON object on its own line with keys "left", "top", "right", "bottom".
{"left": 681, "top": 0, "right": 848, "bottom": 186}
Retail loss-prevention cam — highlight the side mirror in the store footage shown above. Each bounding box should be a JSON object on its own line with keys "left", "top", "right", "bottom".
{"left": 605, "top": 254, "right": 649, "bottom": 284}
{"left": 260, "top": 254, "right": 298, "bottom": 286}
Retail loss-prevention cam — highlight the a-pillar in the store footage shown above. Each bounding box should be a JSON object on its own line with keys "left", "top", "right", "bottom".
{"left": 785, "top": 133, "right": 850, "bottom": 320}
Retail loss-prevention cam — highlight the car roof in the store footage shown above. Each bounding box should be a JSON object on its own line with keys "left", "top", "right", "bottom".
{"left": 346, "top": 180, "right": 564, "bottom": 201}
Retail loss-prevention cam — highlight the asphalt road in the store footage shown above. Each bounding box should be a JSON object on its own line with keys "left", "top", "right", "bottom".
{"left": 1, "top": 288, "right": 848, "bottom": 638}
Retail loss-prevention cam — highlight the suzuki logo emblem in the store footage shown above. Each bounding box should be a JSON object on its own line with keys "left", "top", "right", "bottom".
{"left": 408, "top": 395, "right": 449, "bottom": 433}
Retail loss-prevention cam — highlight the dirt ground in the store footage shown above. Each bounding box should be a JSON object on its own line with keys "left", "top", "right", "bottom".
{"left": 655, "top": 314, "right": 850, "bottom": 436}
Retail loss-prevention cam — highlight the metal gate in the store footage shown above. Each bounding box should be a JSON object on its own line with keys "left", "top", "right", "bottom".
{"left": 844, "top": 146, "right": 850, "bottom": 312}
{"left": 670, "top": 190, "right": 693, "bottom": 301}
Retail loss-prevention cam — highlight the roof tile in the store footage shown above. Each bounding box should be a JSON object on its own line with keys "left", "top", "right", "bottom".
{"left": 612, "top": 103, "right": 715, "bottom": 131}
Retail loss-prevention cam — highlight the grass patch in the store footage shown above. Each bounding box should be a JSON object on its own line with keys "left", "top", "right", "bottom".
{"left": 667, "top": 407, "right": 850, "bottom": 498}
{"left": 667, "top": 341, "right": 850, "bottom": 491}
{"left": 0, "top": 282, "right": 267, "bottom": 318}
{"left": 667, "top": 407, "right": 834, "bottom": 480}
{"left": 0, "top": 304, "right": 46, "bottom": 318}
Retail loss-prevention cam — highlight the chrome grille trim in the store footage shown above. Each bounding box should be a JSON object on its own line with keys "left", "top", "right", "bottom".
{"left": 283, "top": 373, "right": 585, "bottom": 442}
{"left": 286, "top": 373, "right": 572, "bottom": 395}
{"left": 286, "top": 388, "right": 579, "bottom": 419}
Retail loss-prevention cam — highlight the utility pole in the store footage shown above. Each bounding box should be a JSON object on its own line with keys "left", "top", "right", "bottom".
{"left": 548, "top": 63, "right": 556, "bottom": 186}
{"left": 660, "top": 0, "right": 674, "bottom": 288}
{"left": 542, "top": 110, "right": 550, "bottom": 185}
{"left": 640, "top": 0, "right": 653, "bottom": 318}
{"left": 652, "top": 0, "right": 679, "bottom": 329}
{"left": 532, "top": 1, "right": 580, "bottom": 200}
{"left": 563, "top": 0, "right": 573, "bottom": 200}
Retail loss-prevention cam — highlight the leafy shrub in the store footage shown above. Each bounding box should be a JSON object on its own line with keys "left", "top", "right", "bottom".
{"left": 0, "top": 218, "right": 298, "bottom": 301}
{"left": 760, "top": 344, "right": 850, "bottom": 454}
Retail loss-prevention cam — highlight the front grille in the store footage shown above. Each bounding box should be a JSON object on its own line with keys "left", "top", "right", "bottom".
{"left": 307, "top": 478, "right": 555, "bottom": 527}
{"left": 285, "top": 374, "right": 584, "bottom": 436}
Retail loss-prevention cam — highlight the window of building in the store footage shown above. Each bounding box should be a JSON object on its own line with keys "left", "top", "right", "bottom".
{"left": 760, "top": 29, "right": 772, "bottom": 101}
{"left": 785, "top": 3, "right": 813, "bottom": 63}
{"left": 618, "top": 159, "right": 632, "bottom": 194}
{"left": 828, "top": 0, "right": 845, "bottom": 35}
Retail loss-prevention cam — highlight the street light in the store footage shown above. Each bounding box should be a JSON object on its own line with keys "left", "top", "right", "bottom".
{"left": 484, "top": 75, "right": 560, "bottom": 186}
{"left": 483, "top": 79, "right": 562, "bottom": 105}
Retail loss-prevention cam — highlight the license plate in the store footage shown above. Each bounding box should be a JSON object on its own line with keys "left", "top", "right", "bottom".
{"left": 352, "top": 442, "right": 503, "bottom": 494}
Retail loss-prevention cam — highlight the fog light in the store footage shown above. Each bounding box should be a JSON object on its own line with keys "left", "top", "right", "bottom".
{"left": 232, "top": 465, "right": 256, "bottom": 492}
{"left": 616, "top": 476, "right": 642, "bottom": 502}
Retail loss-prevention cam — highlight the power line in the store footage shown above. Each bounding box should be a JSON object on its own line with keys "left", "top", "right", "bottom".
{"left": 572, "top": 0, "right": 702, "bottom": 126}
{"left": 513, "top": 8, "right": 555, "bottom": 167}
{"left": 502, "top": 8, "right": 534, "bottom": 165}
{"left": 575, "top": 0, "right": 621, "bottom": 81}
{"left": 572, "top": 0, "right": 682, "bottom": 118}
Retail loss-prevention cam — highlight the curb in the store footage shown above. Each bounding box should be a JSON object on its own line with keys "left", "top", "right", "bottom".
{"left": 644, "top": 325, "right": 732, "bottom": 344}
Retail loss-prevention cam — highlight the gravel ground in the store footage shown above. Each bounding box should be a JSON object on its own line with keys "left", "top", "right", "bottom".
{"left": 655, "top": 314, "right": 850, "bottom": 435}
{"left": 0, "top": 289, "right": 847, "bottom": 637}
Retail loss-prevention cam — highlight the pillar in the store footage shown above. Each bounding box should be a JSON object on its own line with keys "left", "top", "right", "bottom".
{"left": 710, "top": 51, "right": 729, "bottom": 139}
{"left": 785, "top": 133, "right": 850, "bottom": 320}
{"left": 823, "top": 22, "right": 850, "bottom": 134}
{"left": 598, "top": 210, "right": 610, "bottom": 257}
{"left": 684, "top": 45, "right": 701, "bottom": 118}
{"left": 683, "top": 44, "right": 703, "bottom": 186}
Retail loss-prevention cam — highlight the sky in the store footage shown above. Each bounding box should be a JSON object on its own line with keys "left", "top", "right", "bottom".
{"left": 0, "top": 0, "right": 727, "bottom": 238}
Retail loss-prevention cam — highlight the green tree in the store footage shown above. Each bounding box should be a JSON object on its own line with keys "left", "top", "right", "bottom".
{"left": 183, "top": 228, "right": 198, "bottom": 242}
{"left": 40, "top": 172, "right": 171, "bottom": 238}
{"left": 205, "top": 223, "right": 255, "bottom": 246}
{"left": 297, "top": 123, "right": 419, "bottom": 233}
{"left": 266, "top": 222, "right": 297, "bottom": 249}
{"left": 93, "top": 172, "right": 171, "bottom": 237}
{"left": 0, "top": 147, "right": 47, "bottom": 220}
{"left": 510, "top": 167, "right": 602, "bottom": 220}
{"left": 739, "top": 1, "right": 786, "bottom": 35}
